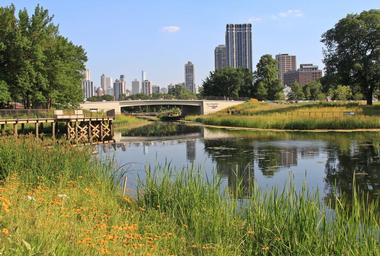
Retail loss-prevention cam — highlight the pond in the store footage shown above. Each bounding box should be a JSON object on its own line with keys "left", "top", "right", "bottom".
{"left": 98, "top": 122, "right": 380, "bottom": 203}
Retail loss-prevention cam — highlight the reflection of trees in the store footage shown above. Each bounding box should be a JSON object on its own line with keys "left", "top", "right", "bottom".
{"left": 324, "top": 141, "right": 380, "bottom": 204}
{"left": 256, "top": 147, "right": 297, "bottom": 177}
{"left": 204, "top": 139, "right": 254, "bottom": 197}
{"left": 123, "top": 123, "right": 201, "bottom": 137}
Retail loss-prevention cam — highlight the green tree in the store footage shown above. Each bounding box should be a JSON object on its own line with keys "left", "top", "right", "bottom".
{"left": 303, "top": 81, "right": 324, "bottom": 100}
{"left": 329, "top": 85, "right": 353, "bottom": 100}
{"left": 253, "top": 55, "right": 283, "bottom": 100}
{"left": 322, "top": 9, "right": 380, "bottom": 105}
{"left": 0, "top": 81, "right": 11, "bottom": 106}
{"left": 288, "top": 81, "right": 304, "bottom": 101}
{"left": 0, "top": 4, "right": 87, "bottom": 109}
{"left": 201, "top": 68, "right": 253, "bottom": 98}
{"left": 168, "top": 84, "right": 197, "bottom": 99}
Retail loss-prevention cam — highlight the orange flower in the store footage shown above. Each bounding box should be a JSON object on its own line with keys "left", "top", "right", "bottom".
{"left": 1, "top": 228, "right": 9, "bottom": 236}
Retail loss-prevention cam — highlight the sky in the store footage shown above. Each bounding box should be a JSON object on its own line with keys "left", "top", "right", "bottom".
{"left": 3, "top": 0, "right": 379, "bottom": 90}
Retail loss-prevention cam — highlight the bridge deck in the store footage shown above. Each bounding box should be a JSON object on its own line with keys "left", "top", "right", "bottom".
{"left": 0, "top": 117, "right": 114, "bottom": 125}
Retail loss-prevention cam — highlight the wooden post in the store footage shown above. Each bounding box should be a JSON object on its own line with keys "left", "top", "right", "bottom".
{"left": 75, "top": 121, "right": 78, "bottom": 144}
{"left": 1, "top": 124, "right": 5, "bottom": 136}
{"left": 100, "top": 119, "right": 104, "bottom": 142}
{"left": 13, "top": 123, "right": 18, "bottom": 137}
{"left": 35, "top": 122, "right": 39, "bottom": 138}
{"left": 88, "top": 121, "right": 92, "bottom": 143}
{"left": 52, "top": 122, "right": 56, "bottom": 139}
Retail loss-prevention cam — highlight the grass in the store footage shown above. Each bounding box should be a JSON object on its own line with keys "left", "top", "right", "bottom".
{"left": 0, "top": 137, "right": 379, "bottom": 255}
{"left": 186, "top": 100, "right": 380, "bottom": 130}
{"left": 113, "top": 114, "right": 149, "bottom": 130}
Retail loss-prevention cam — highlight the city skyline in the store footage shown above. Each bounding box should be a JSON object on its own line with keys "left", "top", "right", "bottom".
{"left": 4, "top": 0, "right": 378, "bottom": 88}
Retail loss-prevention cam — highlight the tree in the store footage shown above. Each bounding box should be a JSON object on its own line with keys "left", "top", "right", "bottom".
{"left": 0, "top": 4, "right": 87, "bottom": 108}
{"left": 201, "top": 68, "right": 253, "bottom": 98}
{"left": 288, "top": 81, "right": 304, "bottom": 101}
{"left": 322, "top": 9, "right": 380, "bottom": 105}
{"left": 168, "top": 84, "right": 197, "bottom": 99}
{"left": 303, "top": 81, "right": 325, "bottom": 100}
{"left": 0, "top": 81, "right": 11, "bottom": 107}
{"left": 253, "top": 55, "right": 283, "bottom": 100}
{"left": 328, "top": 85, "right": 352, "bottom": 100}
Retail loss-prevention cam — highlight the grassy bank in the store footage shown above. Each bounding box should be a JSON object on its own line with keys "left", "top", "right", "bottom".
{"left": 113, "top": 114, "right": 149, "bottom": 130}
{"left": 0, "top": 138, "right": 379, "bottom": 255}
{"left": 187, "top": 100, "right": 380, "bottom": 130}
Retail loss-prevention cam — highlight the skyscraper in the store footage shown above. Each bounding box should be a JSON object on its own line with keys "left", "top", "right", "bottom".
{"left": 113, "top": 79, "right": 123, "bottom": 100}
{"left": 185, "top": 61, "right": 196, "bottom": 93}
{"left": 276, "top": 54, "right": 297, "bottom": 85}
{"left": 225, "top": 24, "right": 252, "bottom": 71}
{"left": 101, "top": 74, "right": 113, "bottom": 95}
{"left": 82, "top": 69, "right": 94, "bottom": 100}
{"left": 214, "top": 45, "right": 227, "bottom": 71}
{"left": 119, "top": 75, "right": 126, "bottom": 95}
{"left": 141, "top": 70, "right": 146, "bottom": 85}
{"left": 142, "top": 80, "right": 152, "bottom": 95}
{"left": 131, "top": 79, "right": 140, "bottom": 95}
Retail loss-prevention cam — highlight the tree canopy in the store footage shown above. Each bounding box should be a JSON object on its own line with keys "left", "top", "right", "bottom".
{"left": 322, "top": 9, "right": 380, "bottom": 105}
{"left": 0, "top": 4, "right": 87, "bottom": 108}
{"left": 201, "top": 68, "right": 253, "bottom": 98}
{"left": 253, "top": 55, "right": 283, "bottom": 100}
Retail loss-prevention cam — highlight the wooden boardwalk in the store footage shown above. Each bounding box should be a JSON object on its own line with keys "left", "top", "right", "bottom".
{"left": 0, "top": 111, "right": 114, "bottom": 143}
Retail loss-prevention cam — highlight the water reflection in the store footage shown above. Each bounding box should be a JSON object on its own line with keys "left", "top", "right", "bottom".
{"left": 99, "top": 123, "right": 380, "bottom": 203}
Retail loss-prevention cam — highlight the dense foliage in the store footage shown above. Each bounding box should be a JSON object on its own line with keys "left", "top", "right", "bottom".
{"left": 252, "top": 54, "right": 284, "bottom": 100}
{"left": 322, "top": 9, "right": 380, "bottom": 105}
{"left": 0, "top": 5, "right": 87, "bottom": 108}
{"left": 201, "top": 68, "right": 253, "bottom": 98}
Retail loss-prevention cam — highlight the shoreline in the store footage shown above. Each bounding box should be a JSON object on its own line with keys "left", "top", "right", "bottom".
{"left": 181, "top": 120, "right": 380, "bottom": 133}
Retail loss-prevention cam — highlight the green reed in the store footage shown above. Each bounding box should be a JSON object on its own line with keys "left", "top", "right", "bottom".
{"left": 138, "top": 168, "right": 380, "bottom": 255}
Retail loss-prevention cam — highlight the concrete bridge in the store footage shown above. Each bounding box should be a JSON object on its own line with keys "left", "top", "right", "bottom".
{"left": 80, "top": 100, "right": 245, "bottom": 115}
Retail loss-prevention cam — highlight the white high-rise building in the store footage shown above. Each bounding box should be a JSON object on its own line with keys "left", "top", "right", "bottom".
{"left": 141, "top": 70, "right": 146, "bottom": 85}
{"left": 132, "top": 79, "right": 140, "bottom": 95}
{"left": 101, "top": 74, "right": 113, "bottom": 95}
{"left": 152, "top": 85, "right": 160, "bottom": 94}
{"left": 185, "top": 61, "right": 196, "bottom": 93}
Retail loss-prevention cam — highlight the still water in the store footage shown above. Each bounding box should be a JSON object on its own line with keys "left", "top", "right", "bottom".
{"left": 98, "top": 122, "right": 380, "bottom": 202}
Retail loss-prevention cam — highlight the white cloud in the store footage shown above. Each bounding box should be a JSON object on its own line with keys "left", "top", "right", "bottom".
{"left": 248, "top": 16, "right": 263, "bottom": 23}
{"left": 278, "top": 9, "right": 304, "bottom": 18}
{"left": 162, "top": 26, "right": 180, "bottom": 33}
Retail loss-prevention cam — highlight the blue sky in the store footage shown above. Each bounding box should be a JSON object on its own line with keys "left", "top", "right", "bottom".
{"left": 3, "top": 0, "right": 379, "bottom": 90}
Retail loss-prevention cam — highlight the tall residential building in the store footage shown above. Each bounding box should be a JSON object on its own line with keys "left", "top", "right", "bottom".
{"left": 141, "top": 70, "right": 146, "bottom": 85}
{"left": 225, "top": 24, "right": 252, "bottom": 71}
{"left": 119, "top": 75, "right": 126, "bottom": 95}
{"left": 142, "top": 80, "right": 152, "bottom": 95}
{"left": 276, "top": 54, "right": 296, "bottom": 85}
{"left": 185, "top": 61, "right": 196, "bottom": 93}
{"left": 82, "top": 69, "right": 94, "bottom": 100}
{"left": 131, "top": 79, "right": 140, "bottom": 95}
{"left": 160, "top": 87, "right": 168, "bottom": 94}
{"left": 214, "top": 45, "right": 227, "bottom": 71}
{"left": 82, "top": 80, "right": 94, "bottom": 100}
{"left": 283, "top": 64, "right": 323, "bottom": 86}
{"left": 113, "top": 79, "right": 124, "bottom": 100}
{"left": 101, "top": 74, "right": 113, "bottom": 95}
{"left": 84, "top": 69, "right": 91, "bottom": 80}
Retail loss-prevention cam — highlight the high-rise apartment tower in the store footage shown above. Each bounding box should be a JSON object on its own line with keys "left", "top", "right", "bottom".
{"left": 214, "top": 45, "right": 227, "bottom": 71}
{"left": 275, "top": 54, "right": 296, "bottom": 85}
{"left": 225, "top": 24, "right": 252, "bottom": 71}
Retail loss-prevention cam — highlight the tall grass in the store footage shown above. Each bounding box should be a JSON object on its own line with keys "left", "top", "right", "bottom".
{"left": 1, "top": 137, "right": 379, "bottom": 255}
{"left": 113, "top": 114, "right": 148, "bottom": 129}
{"left": 139, "top": 168, "right": 380, "bottom": 255}
{"left": 187, "top": 100, "right": 380, "bottom": 130}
